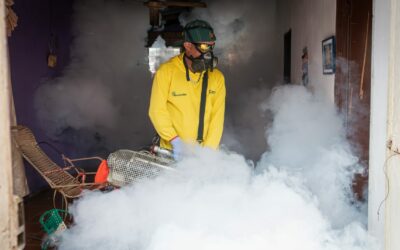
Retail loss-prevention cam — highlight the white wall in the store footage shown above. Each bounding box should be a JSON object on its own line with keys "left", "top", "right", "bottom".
{"left": 277, "top": 0, "right": 336, "bottom": 103}
{"left": 384, "top": 0, "right": 400, "bottom": 249}
{"left": 368, "top": 0, "right": 389, "bottom": 246}
{"left": 0, "top": 2, "right": 17, "bottom": 248}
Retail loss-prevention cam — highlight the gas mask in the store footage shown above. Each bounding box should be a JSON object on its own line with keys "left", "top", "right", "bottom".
{"left": 186, "top": 43, "right": 218, "bottom": 73}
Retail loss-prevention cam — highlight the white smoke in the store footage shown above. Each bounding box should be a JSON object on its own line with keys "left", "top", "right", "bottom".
{"left": 180, "top": 0, "right": 276, "bottom": 65}
{"left": 30, "top": 1, "right": 375, "bottom": 246}
{"left": 58, "top": 85, "right": 378, "bottom": 250}
{"left": 259, "top": 85, "right": 366, "bottom": 228}
{"left": 34, "top": 0, "right": 153, "bottom": 152}
{"left": 148, "top": 36, "right": 181, "bottom": 74}
{"left": 222, "top": 84, "right": 273, "bottom": 159}
{"left": 180, "top": 0, "right": 280, "bottom": 160}
{"left": 33, "top": 0, "right": 279, "bottom": 159}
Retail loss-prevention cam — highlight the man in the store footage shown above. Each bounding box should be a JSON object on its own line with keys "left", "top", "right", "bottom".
{"left": 149, "top": 20, "right": 226, "bottom": 160}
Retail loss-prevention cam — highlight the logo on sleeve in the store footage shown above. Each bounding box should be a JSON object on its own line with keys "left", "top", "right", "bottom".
{"left": 172, "top": 91, "right": 187, "bottom": 97}
{"left": 208, "top": 90, "right": 216, "bottom": 95}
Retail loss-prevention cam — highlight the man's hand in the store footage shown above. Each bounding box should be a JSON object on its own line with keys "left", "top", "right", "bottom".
{"left": 170, "top": 137, "right": 183, "bottom": 161}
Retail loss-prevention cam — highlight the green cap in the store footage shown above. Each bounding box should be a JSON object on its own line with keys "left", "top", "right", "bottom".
{"left": 183, "top": 20, "right": 216, "bottom": 43}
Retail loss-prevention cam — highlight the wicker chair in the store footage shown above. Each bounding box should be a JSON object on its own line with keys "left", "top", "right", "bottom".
{"left": 11, "top": 125, "right": 107, "bottom": 208}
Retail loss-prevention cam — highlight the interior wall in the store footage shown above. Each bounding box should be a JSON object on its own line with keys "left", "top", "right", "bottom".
{"left": 0, "top": 1, "right": 15, "bottom": 247}
{"left": 277, "top": 0, "right": 336, "bottom": 102}
{"left": 8, "top": 0, "right": 74, "bottom": 193}
{"left": 368, "top": 0, "right": 389, "bottom": 245}
{"left": 384, "top": 0, "right": 400, "bottom": 248}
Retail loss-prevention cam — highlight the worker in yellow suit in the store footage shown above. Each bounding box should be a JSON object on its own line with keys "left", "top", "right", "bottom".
{"left": 149, "top": 20, "right": 226, "bottom": 160}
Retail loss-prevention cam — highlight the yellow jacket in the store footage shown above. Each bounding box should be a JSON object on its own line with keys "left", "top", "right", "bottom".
{"left": 149, "top": 53, "right": 226, "bottom": 149}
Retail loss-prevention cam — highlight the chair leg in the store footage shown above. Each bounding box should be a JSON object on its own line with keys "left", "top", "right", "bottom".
{"left": 52, "top": 190, "right": 69, "bottom": 214}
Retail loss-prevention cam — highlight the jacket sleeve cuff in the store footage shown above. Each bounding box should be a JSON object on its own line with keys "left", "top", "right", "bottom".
{"left": 169, "top": 135, "right": 179, "bottom": 142}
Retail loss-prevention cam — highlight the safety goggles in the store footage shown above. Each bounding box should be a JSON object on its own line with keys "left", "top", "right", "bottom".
{"left": 194, "top": 43, "right": 215, "bottom": 53}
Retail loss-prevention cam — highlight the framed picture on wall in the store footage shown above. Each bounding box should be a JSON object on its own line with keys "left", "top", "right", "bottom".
{"left": 322, "top": 36, "right": 336, "bottom": 74}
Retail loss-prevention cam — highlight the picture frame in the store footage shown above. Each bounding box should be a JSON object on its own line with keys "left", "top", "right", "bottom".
{"left": 322, "top": 36, "right": 336, "bottom": 74}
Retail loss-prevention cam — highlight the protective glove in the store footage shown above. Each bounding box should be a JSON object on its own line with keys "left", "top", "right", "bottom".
{"left": 170, "top": 137, "right": 183, "bottom": 161}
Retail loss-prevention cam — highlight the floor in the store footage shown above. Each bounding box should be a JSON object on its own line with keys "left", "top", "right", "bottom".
{"left": 23, "top": 184, "right": 108, "bottom": 249}
{"left": 24, "top": 189, "right": 60, "bottom": 250}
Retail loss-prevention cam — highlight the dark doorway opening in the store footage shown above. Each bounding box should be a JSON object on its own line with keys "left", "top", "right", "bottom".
{"left": 283, "top": 29, "right": 291, "bottom": 84}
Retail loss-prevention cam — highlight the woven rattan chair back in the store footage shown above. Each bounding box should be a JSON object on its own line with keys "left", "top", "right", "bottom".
{"left": 11, "top": 125, "right": 82, "bottom": 199}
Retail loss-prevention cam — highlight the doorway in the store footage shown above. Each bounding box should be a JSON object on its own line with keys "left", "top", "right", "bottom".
{"left": 283, "top": 29, "right": 291, "bottom": 84}
{"left": 335, "top": 0, "right": 373, "bottom": 199}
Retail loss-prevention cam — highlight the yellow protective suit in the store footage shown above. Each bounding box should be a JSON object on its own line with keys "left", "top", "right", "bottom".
{"left": 149, "top": 53, "right": 226, "bottom": 150}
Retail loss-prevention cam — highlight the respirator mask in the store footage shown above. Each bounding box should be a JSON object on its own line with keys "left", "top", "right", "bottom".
{"left": 183, "top": 20, "right": 218, "bottom": 74}
{"left": 186, "top": 43, "right": 218, "bottom": 73}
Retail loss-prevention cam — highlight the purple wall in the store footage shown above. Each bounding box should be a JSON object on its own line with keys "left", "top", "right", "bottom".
{"left": 8, "top": 0, "right": 74, "bottom": 193}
